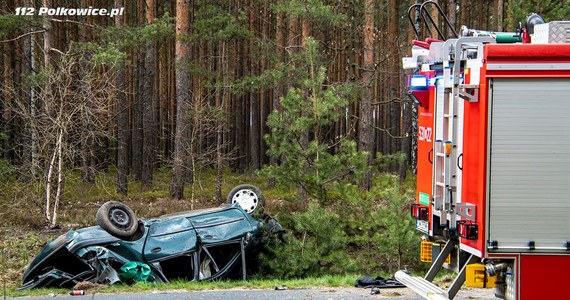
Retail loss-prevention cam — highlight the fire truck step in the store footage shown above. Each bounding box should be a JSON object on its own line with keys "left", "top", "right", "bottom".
{"left": 394, "top": 270, "right": 448, "bottom": 300}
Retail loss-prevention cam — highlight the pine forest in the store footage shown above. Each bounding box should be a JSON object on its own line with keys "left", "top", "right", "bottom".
{"left": 0, "top": 0, "right": 568, "bottom": 286}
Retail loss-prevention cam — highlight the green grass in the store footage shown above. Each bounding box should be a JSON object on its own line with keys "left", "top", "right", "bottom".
{"left": 5, "top": 275, "right": 360, "bottom": 298}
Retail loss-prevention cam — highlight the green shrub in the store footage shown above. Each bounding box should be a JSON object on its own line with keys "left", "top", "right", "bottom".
{"left": 259, "top": 203, "right": 355, "bottom": 278}
{"left": 332, "top": 175, "right": 422, "bottom": 275}
{"left": 258, "top": 174, "right": 423, "bottom": 278}
{"left": 0, "top": 159, "right": 14, "bottom": 182}
{"left": 371, "top": 176, "right": 422, "bottom": 272}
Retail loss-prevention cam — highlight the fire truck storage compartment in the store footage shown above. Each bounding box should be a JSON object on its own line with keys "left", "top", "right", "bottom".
{"left": 520, "top": 255, "right": 570, "bottom": 299}
{"left": 488, "top": 77, "right": 570, "bottom": 252}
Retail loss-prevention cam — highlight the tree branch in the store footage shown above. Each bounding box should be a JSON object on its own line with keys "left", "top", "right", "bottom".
{"left": 372, "top": 97, "right": 413, "bottom": 105}
{"left": 50, "top": 18, "right": 97, "bottom": 28}
{"left": 0, "top": 30, "right": 46, "bottom": 43}
{"left": 373, "top": 125, "right": 410, "bottom": 139}
{"left": 48, "top": 47, "right": 65, "bottom": 56}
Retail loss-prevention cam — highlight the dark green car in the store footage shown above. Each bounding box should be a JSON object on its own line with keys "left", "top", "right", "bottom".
{"left": 21, "top": 184, "right": 282, "bottom": 289}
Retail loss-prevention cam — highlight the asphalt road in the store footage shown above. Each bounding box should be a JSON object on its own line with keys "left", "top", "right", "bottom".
{"left": 8, "top": 288, "right": 411, "bottom": 300}
{"left": 7, "top": 287, "right": 497, "bottom": 300}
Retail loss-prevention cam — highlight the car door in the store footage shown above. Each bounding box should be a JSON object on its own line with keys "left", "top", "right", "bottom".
{"left": 143, "top": 217, "right": 197, "bottom": 262}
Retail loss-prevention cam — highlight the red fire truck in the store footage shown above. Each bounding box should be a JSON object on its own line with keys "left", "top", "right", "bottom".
{"left": 396, "top": 2, "right": 570, "bottom": 299}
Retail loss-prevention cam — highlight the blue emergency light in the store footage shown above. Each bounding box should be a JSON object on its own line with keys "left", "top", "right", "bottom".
{"left": 409, "top": 75, "right": 428, "bottom": 90}
{"left": 407, "top": 74, "right": 430, "bottom": 107}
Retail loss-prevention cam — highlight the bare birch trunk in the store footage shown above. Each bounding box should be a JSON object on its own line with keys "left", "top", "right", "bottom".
{"left": 44, "top": 136, "right": 58, "bottom": 223}
{"left": 51, "top": 128, "right": 63, "bottom": 227}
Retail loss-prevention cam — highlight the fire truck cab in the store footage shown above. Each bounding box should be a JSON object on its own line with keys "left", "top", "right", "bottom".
{"left": 396, "top": 2, "right": 570, "bottom": 300}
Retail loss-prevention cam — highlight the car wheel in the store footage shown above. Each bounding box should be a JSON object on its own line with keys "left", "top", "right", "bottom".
{"left": 96, "top": 201, "right": 139, "bottom": 239}
{"left": 227, "top": 184, "right": 265, "bottom": 214}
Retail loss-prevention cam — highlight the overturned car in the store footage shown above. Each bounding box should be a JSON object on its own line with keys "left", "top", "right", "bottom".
{"left": 21, "top": 184, "right": 282, "bottom": 289}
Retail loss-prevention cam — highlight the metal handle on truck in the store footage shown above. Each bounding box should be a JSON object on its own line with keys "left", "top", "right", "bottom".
{"left": 457, "top": 153, "right": 463, "bottom": 170}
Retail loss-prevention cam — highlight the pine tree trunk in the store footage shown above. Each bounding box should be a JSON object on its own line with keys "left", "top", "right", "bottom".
{"left": 170, "top": 0, "right": 191, "bottom": 199}
{"left": 0, "top": 41, "right": 4, "bottom": 161}
{"left": 1, "top": 32, "right": 13, "bottom": 161}
{"left": 409, "top": 0, "right": 419, "bottom": 174}
{"left": 268, "top": 10, "right": 285, "bottom": 188}
{"left": 142, "top": 0, "right": 155, "bottom": 186}
{"left": 115, "top": 0, "right": 128, "bottom": 195}
{"left": 388, "top": 0, "right": 400, "bottom": 155}
{"left": 15, "top": 27, "right": 24, "bottom": 164}
{"left": 494, "top": 0, "right": 504, "bottom": 31}
{"left": 448, "top": 0, "right": 457, "bottom": 35}
{"left": 461, "top": 1, "right": 471, "bottom": 30}
{"left": 247, "top": 0, "right": 259, "bottom": 170}
{"left": 28, "top": 2, "right": 37, "bottom": 170}
{"left": 21, "top": 13, "right": 34, "bottom": 181}
{"left": 235, "top": 44, "right": 246, "bottom": 171}
{"left": 298, "top": 16, "right": 309, "bottom": 198}
{"left": 81, "top": 136, "right": 95, "bottom": 183}
{"left": 168, "top": 0, "right": 176, "bottom": 159}
{"left": 215, "top": 40, "right": 226, "bottom": 203}
{"left": 132, "top": 0, "right": 145, "bottom": 180}
{"left": 359, "top": 0, "right": 375, "bottom": 189}
{"left": 259, "top": 0, "right": 269, "bottom": 167}
{"left": 42, "top": 0, "right": 53, "bottom": 65}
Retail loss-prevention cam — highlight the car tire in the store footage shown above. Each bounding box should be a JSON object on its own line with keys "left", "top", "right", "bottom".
{"left": 96, "top": 201, "right": 139, "bottom": 239}
{"left": 227, "top": 184, "right": 265, "bottom": 214}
